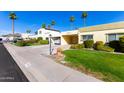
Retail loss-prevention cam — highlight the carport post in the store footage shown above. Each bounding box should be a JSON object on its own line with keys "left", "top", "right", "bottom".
{"left": 49, "top": 34, "right": 52, "bottom": 55}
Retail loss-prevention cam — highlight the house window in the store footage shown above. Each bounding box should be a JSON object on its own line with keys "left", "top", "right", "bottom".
{"left": 108, "top": 34, "right": 116, "bottom": 42}
{"left": 39, "top": 31, "right": 42, "bottom": 34}
{"left": 82, "top": 35, "right": 93, "bottom": 41}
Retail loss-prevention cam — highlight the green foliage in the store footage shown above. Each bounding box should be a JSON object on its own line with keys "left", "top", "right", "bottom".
{"left": 81, "top": 11, "right": 88, "bottom": 18}
{"left": 37, "top": 37, "right": 43, "bottom": 41}
{"left": 69, "top": 16, "right": 75, "bottom": 22}
{"left": 48, "top": 25, "right": 51, "bottom": 29}
{"left": 119, "top": 36, "right": 124, "bottom": 53}
{"left": 9, "top": 12, "right": 17, "bottom": 20}
{"left": 94, "top": 41, "right": 104, "bottom": 50}
{"left": 84, "top": 40, "right": 94, "bottom": 48}
{"left": 15, "top": 41, "right": 26, "bottom": 46}
{"left": 97, "top": 45, "right": 114, "bottom": 52}
{"left": 26, "top": 29, "right": 31, "bottom": 33}
{"left": 93, "top": 41, "right": 114, "bottom": 52}
{"left": 70, "top": 44, "right": 84, "bottom": 49}
{"left": 94, "top": 41, "right": 114, "bottom": 52}
{"left": 38, "top": 40, "right": 49, "bottom": 44}
{"left": 35, "top": 31, "right": 38, "bottom": 35}
{"left": 42, "top": 23, "right": 46, "bottom": 28}
{"left": 51, "top": 20, "right": 56, "bottom": 26}
{"left": 15, "top": 38, "right": 49, "bottom": 46}
{"left": 64, "top": 49, "right": 124, "bottom": 81}
{"left": 109, "top": 40, "right": 120, "bottom": 52}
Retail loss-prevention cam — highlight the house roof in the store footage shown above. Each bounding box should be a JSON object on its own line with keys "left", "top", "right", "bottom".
{"left": 79, "top": 21, "right": 124, "bottom": 32}
{"left": 45, "top": 28, "right": 60, "bottom": 32}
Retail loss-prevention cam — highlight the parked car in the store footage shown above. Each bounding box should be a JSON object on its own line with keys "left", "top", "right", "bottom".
{"left": 0, "top": 38, "right": 3, "bottom": 44}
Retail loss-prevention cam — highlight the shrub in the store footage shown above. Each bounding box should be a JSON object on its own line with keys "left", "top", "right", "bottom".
{"left": 97, "top": 45, "right": 114, "bottom": 52}
{"left": 84, "top": 40, "right": 94, "bottom": 48}
{"left": 16, "top": 41, "right": 26, "bottom": 46}
{"left": 37, "top": 37, "right": 43, "bottom": 41}
{"left": 38, "top": 40, "right": 49, "bottom": 44}
{"left": 109, "top": 40, "right": 120, "bottom": 52}
{"left": 119, "top": 36, "right": 124, "bottom": 53}
{"left": 94, "top": 41, "right": 104, "bottom": 50}
{"left": 70, "top": 44, "right": 84, "bottom": 49}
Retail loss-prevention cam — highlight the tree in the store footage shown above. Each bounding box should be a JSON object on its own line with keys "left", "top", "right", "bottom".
{"left": 9, "top": 12, "right": 17, "bottom": 35}
{"left": 48, "top": 25, "right": 51, "bottom": 29}
{"left": 41, "top": 23, "right": 46, "bottom": 28}
{"left": 26, "top": 29, "right": 31, "bottom": 34}
{"left": 35, "top": 31, "right": 38, "bottom": 35}
{"left": 51, "top": 20, "right": 56, "bottom": 29}
{"left": 81, "top": 11, "right": 88, "bottom": 27}
{"left": 69, "top": 16, "right": 75, "bottom": 30}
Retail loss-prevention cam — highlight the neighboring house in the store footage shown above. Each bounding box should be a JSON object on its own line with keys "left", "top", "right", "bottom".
{"left": 36, "top": 28, "right": 61, "bottom": 44}
{"left": 1, "top": 33, "right": 22, "bottom": 41}
{"left": 21, "top": 33, "right": 33, "bottom": 39}
{"left": 61, "top": 21, "right": 124, "bottom": 45}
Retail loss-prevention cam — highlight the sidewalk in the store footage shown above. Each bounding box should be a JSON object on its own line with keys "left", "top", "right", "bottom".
{"left": 4, "top": 43, "right": 101, "bottom": 82}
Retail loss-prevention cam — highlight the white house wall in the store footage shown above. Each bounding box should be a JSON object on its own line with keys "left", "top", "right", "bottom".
{"left": 79, "top": 28, "right": 124, "bottom": 44}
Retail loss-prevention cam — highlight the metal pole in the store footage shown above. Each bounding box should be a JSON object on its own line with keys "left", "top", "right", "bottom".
{"left": 49, "top": 34, "right": 52, "bottom": 55}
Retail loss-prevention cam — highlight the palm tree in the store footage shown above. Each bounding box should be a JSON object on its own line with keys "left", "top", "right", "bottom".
{"left": 51, "top": 20, "right": 56, "bottom": 29}
{"left": 69, "top": 16, "right": 75, "bottom": 30}
{"left": 35, "top": 31, "right": 37, "bottom": 35}
{"left": 48, "top": 25, "right": 51, "bottom": 29}
{"left": 42, "top": 23, "right": 46, "bottom": 28}
{"left": 26, "top": 29, "right": 31, "bottom": 34}
{"left": 81, "top": 11, "right": 88, "bottom": 27}
{"left": 9, "top": 12, "right": 17, "bottom": 35}
{"left": 26, "top": 29, "right": 31, "bottom": 39}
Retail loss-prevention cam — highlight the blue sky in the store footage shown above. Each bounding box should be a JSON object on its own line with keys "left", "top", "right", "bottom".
{"left": 1, "top": 11, "right": 124, "bottom": 35}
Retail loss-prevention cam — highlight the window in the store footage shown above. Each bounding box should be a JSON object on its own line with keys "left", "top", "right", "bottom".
{"left": 39, "top": 31, "right": 42, "bottom": 34}
{"left": 108, "top": 34, "right": 116, "bottom": 42}
{"left": 82, "top": 35, "right": 93, "bottom": 41}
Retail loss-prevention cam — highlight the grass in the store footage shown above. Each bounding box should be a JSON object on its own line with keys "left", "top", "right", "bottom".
{"left": 63, "top": 49, "right": 124, "bottom": 82}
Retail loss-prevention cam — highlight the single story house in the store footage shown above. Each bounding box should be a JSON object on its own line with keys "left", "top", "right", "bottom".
{"left": 61, "top": 21, "right": 124, "bottom": 45}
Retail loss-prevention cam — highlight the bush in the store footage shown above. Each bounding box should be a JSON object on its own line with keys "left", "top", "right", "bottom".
{"left": 97, "top": 45, "right": 114, "bottom": 52}
{"left": 84, "top": 40, "right": 94, "bottom": 48}
{"left": 70, "top": 44, "right": 84, "bottom": 49}
{"left": 93, "top": 41, "right": 114, "bottom": 52}
{"left": 109, "top": 40, "right": 120, "bottom": 52}
{"left": 94, "top": 41, "right": 104, "bottom": 50}
{"left": 119, "top": 36, "right": 124, "bottom": 53}
{"left": 38, "top": 40, "right": 49, "bottom": 44}
{"left": 37, "top": 37, "right": 43, "bottom": 41}
{"left": 16, "top": 41, "right": 26, "bottom": 46}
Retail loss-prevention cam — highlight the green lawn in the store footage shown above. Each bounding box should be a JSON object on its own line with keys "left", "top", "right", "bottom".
{"left": 63, "top": 49, "right": 124, "bottom": 82}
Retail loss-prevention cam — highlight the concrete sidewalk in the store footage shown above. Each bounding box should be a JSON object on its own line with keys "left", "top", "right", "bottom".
{"left": 4, "top": 43, "right": 101, "bottom": 82}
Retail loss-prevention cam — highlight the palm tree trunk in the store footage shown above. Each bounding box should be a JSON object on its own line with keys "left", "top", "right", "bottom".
{"left": 12, "top": 19, "right": 14, "bottom": 35}
{"left": 71, "top": 22, "right": 73, "bottom": 30}
{"left": 83, "top": 18, "right": 86, "bottom": 27}
{"left": 12, "top": 19, "right": 14, "bottom": 40}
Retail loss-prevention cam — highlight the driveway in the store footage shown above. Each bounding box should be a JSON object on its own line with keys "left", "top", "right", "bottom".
{"left": 4, "top": 43, "right": 101, "bottom": 82}
{"left": 0, "top": 43, "right": 28, "bottom": 82}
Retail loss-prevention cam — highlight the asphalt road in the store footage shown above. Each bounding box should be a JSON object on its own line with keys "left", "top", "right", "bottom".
{"left": 0, "top": 43, "right": 28, "bottom": 82}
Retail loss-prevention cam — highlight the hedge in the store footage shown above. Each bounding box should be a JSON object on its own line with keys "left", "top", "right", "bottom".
{"left": 84, "top": 40, "right": 94, "bottom": 48}
{"left": 119, "top": 36, "right": 124, "bottom": 52}
{"left": 38, "top": 40, "right": 49, "bottom": 44}
{"left": 70, "top": 44, "right": 84, "bottom": 49}
{"left": 109, "top": 40, "right": 120, "bottom": 52}
{"left": 94, "top": 41, "right": 104, "bottom": 50}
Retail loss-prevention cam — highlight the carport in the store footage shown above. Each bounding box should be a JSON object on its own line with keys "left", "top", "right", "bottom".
{"left": 62, "top": 34, "right": 78, "bottom": 44}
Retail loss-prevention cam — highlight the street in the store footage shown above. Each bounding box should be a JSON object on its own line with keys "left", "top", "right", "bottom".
{"left": 0, "top": 43, "right": 28, "bottom": 82}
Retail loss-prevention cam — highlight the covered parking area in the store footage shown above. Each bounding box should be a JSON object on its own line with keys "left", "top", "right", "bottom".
{"left": 61, "top": 30, "right": 79, "bottom": 45}
{"left": 61, "top": 34, "right": 78, "bottom": 45}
